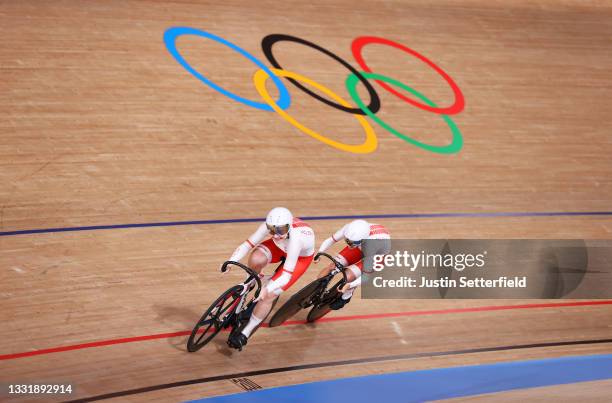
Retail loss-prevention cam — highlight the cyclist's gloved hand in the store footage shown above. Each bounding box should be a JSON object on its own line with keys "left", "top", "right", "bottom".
{"left": 223, "top": 251, "right": 242, "bottom": 273}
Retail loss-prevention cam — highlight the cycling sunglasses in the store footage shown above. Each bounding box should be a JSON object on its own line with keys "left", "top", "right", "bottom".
{"left": 345, "top": 238, "right": 363, "bottom": 248}
{"left": 267, "top": 224, "right": 290, "bottom": 236}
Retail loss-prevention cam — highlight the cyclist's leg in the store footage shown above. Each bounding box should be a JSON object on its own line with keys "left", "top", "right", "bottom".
{"left": 247, "top": 249, "right": 269, "bottom": 272}
{"left": 334, "top": 239, "right": 392, "bottom": 308}
{"left": 243, "top": 254, "right": 313, "bottom": 338}
{"left": 241, "top": 287, "right": 276, "bottom": 339}
{"left": 330, "top": 263, "right": 361, "bottom": 309}
{"left": 240, "top": 238, "right": 285, "bottom": 291}
{"left": 228, "top": 240, "right": 285, "bottom": 348}
{"left": 249, "top": 238, "right": 284, "bottom": 272}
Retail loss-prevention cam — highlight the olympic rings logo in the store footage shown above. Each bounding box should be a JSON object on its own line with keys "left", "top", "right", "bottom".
{"left": 164, "top": 27, "right": 465, "bottom": 154}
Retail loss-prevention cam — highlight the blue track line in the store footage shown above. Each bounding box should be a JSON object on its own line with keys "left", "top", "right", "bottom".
{"left": 1, "top": 211, "right": 611, "bottom": 237}
{"left": 191, "top": 353, "right": 612, "bottom": 403}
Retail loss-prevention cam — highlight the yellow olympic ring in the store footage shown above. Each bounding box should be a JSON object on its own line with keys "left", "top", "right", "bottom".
{"left": 253, "top": 68, "right": 378, "bottom": 154}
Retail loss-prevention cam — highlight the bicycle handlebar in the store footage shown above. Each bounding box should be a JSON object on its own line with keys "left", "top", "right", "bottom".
{"left": 315, "top": 252, "right": 348, "bottom": 282}
{"left": 220, "top": 260, "right": 262, "bottom": 291}
{"left": 315, "top": 252, "right": 344, "bottom": 268}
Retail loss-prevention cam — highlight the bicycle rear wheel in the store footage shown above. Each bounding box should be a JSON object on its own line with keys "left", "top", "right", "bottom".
{"left": 268, "top": 277, "right": 327, "bottom": 327}
{"left": 187, "top": 285, "right": 242, "bottom": 352}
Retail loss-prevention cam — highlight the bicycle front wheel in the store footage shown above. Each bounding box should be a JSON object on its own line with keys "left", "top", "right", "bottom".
{"left": 187, "top": 285, "right": 242, "bottom": 352}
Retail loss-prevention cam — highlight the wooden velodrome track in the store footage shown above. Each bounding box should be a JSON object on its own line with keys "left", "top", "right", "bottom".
{"left": 2, "top": 0, "right": 612, "bottom": 401}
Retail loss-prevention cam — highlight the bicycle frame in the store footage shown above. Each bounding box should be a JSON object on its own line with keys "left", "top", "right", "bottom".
{"left": 304, "top": 252, "right": 348, "bottom": 307}
{"left": 220, "top": 257, "right": 286, "bottom": 321}
{"left": 218, "top": 261, "right": 262, "bottom": 322}
{"left": 188, "top": 258, "right": 285, "bottom": 352}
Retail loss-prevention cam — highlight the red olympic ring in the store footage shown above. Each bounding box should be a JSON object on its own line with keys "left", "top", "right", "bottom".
{"left": 351, "top": 36, "right": 465, "bottom": 115}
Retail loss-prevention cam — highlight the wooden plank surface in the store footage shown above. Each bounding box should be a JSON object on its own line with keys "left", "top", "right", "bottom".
{"left": 1, "top": 0, "right": 611, "bottom": 401}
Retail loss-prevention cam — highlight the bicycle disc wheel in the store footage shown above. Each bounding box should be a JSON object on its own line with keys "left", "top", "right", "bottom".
{"left": 307, "top": 278, "right": 343, "bottom": 322}
{"left": 306, "top": 303, "right": 332, "bottom": 322}
{"left": 268, "top": 277, "right": 327, "bottom": 327}
{"left": 187, "top": 285, "right": 242, "bottom": 352}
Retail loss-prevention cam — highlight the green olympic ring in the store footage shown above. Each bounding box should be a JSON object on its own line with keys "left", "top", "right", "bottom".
{"left": 346, "top": 72, "right": 463, "bottom": 154}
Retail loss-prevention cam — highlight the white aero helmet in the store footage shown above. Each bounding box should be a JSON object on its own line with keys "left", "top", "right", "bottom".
{"left": 344, "top": 219, "right": 370, "bottom": 247}
{"left": 266, "top": 207, "right": 293, "bottom": 237}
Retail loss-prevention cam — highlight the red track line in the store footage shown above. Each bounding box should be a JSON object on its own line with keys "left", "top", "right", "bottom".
{"left": 2, "top": 300, "right": 611, "bottom": 361}
{"left": 279, "top": 300, "right": 612, "bottom": 325}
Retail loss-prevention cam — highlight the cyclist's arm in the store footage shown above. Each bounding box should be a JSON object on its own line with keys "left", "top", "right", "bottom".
{"left": 318, "top": 224, "right": 347, "bottom": 253}
{"left": 229, "top": 223, "right": 268, "bottom": 262}
{"left": 266, "top": 235, "right": 301, "bottom": 293}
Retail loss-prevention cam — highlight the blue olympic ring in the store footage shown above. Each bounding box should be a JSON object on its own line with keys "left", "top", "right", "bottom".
{"left": 163, "top": 27, "right": 291, "bottom": 111}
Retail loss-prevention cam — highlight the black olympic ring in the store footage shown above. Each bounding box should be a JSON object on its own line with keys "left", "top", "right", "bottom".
{"left": 261, "top": 33, "right": 381, "bottom": 115}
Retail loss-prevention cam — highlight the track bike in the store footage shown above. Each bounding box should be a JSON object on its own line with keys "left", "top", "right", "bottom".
{"left": 268, "top": 252, "right": 348, "bottom": 327}
{"left": 187, "top": 260, "right": 280, "bottom": 352}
